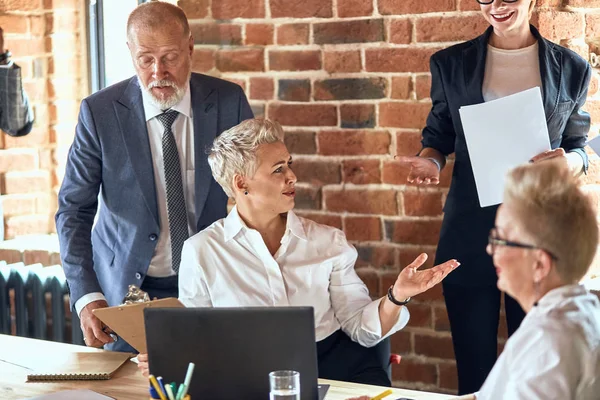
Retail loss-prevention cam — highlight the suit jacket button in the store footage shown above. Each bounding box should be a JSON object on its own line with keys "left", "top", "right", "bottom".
{"left": 135, "top": 273, "right": 142, "bottom": 280}
{"left": 149, "top": 233, "right": 158, "bottom": 241}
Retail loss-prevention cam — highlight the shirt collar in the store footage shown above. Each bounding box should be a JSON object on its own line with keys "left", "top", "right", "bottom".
{"left": 535, "top": 284, "right": 588, "bottom": 311}
{"left": 223, "top": 206, "right": 307, "bottom": 242}
{"left": 140, "top": 81, "right": 192, "bottom": 122}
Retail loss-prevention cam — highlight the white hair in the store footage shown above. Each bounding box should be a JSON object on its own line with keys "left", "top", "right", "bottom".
{"left": 208, "top": 118, "right": 285, "bottom": 198}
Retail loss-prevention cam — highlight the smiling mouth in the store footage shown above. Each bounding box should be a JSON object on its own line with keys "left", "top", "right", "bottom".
{"left": 283, "top": 190, "right": 296, "bottom": 197}
{"left": 492, "top": 11, "right": 515, "bottom": 22}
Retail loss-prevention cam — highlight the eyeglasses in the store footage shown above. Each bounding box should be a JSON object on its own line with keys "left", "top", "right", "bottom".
{"left": 476, "top": 0, "right": 519, "bottom": 4}
{"left": 488, "top": 228, "right": 559, "bottom": 261}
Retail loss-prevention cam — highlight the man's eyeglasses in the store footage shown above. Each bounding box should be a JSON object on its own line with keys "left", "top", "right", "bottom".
{"left": 488, "top": 228, "right": 559, "bottom": 261}
{"left": 477, "top": 0, "right": 519, "bottom": 4}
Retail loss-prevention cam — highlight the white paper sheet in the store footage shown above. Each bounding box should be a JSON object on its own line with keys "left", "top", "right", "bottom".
{"left": 25, "top": 390, "right": 114, "bottom": 400}
{"left": 459, "top": 87, "right": 551, "bottom": 207}
{"left": 586, "top": 135, "right": 600, "bottom": 157}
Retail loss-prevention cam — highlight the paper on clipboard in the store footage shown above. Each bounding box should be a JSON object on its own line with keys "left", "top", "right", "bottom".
{"left": 93, "top": 298, "right": 184, "bottom": 353}
{"left": 586, "top": 135, "right": 600, "bottom": 157}
{"left": 459, "top": 87, "right": 551, "bottom": 207}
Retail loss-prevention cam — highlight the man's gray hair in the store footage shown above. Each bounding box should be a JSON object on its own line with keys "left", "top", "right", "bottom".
{"left": 208, "top": 119, "right": 285, "bottom": 198}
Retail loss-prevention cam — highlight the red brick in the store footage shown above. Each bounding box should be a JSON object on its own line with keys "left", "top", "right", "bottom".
{"left": 315, "top": 78, "right": 387, "bottom": 101}
{"left": 245, "top": 24, "right": 274, "bottom": 46}
{"left": 269, "top": 104, "right": 337, "bottom": 127}
{"left": 379, "top": 102, "right": 431, "bottom": 129}
{"left": 278, "top": 80, "right": 311, "bottom": 102}
{"left": 325, "top": 189, "right": 398, "bottom": 215}
{"left": 560, "top": 39, "right": 589, "bottom": 61}
{"left": 324, "top": 50, "right": 362, "bottom": 73}
{"left": 439, "top": 362, "right": 459, "bottom": 392}
{"left": 30, "top": 15, "right": 45, "bottom": 36}
{"left": 396, "top": 131, "right": 423, "bottom": 157}
{"left": 365, "top": 47, "right": 440, "bottom": 73}
{"left": 403, "top": 191, "right": 443, "bottom": 216}
{"left": 294, "top": 186, "right": 322, "bottom": 210}
{"left": 23, "top": 249, "right": 51, "bottom": 266}
{"left": 178, "top": 0, "right": 210, "bottom": 19}
{"left": 390, "top": 330, "right": 412, "bottom": 354}
{"left": 385, "top": 220, "right": 442, "bottom": 245}
{"left": 586, "top": 14, "right": 600, "bottom": 38}
{"left": 0, "top": 249, "right": 22, "bottom": 264}
{"left": 212, "top": 0, "right": 265, "bottom": 19}
{"left": 564, "top": 0, "right": 600, "bottom": 6}
{"left": 414, "top": 334, "right": 454, "bottom": 359}
{"left": 337, "top": 0, "right": 374, "bottom": 17}
{"left": 434, "top": 305, "right": 451, "bottom": 332}
{"left": 295, "top": 212, "right": 342, "bottom": 229}
{"left": 589, "top": 72, "right": 599, "bottom": 98}
{"left": 356, "top": 269, "right": 380, "bottom": 296}
{"left": 391, "top": 77, "right": 412, "bottom": 99}
{"left": 417, "top": 15, "right": 488, "bottom": 43}
{"left": 392, "top": 357, "right": 438, "bottom": 385}
{"left": 270, "top": 0, "right": 333, "bottom": 18}
{"left": 379, "top": 0, "right": 455, "bottom": 15}
{"left": 341, "top": 104, "right": 375, "bottom": 129}
{"left": 584, "top": 100, "right": 600, "bottom": 126}
{"left": 389, "top": 19, "right": 412, "bottom": 44}
{"left": 276, "top": 24, "right": 309, "bottom": 45}
{"left": 399, "top": 248, "right": 436, "bottom": 272}
{"left": 342, "top": 159, "right": 381, "bottom": 185}
{"left": 5, "top": 215, "right": 50, "bottom": 238}
{"left": 190, "top": 23, "right": 242, "bottom": 46}
{"left": 534, "top": 11, "right": 585, "bottom": 41}
{"left": 269, "top": 50, "right": 322, "bottom": 71}
{"left": 0, "top": 15, "right": 28, "bottom": 34}
{"left": 345, "top": 216, "right": 382, "bottom": 241}
{"left": 415, "top": 74, "right": 432, "bottom": 100}
{"left": 4, "top": 37, "right": 45, "bottom": 57}
{"left": 216, "top": 49, "right": 264, "bottom": 72}
{"left": 314, "top": 19, "right": 384, "bottom": 44}
{"left": 249, "top": 78, "right": 274, "bottom": 101}
{"left": 357, "top": 247, "right": 397, "bottom": 269}
{"left": 406, "top": 303, "right": 433, "bottom": 329}
{"left": 292, "top": 159, "right": 341, "bottom": 186}
{"left": 0, "top": 149, "right": 38, "bottom": 172}
{"left": 284, "top": 131, "right": 316, "bottom": 154}
{"left": 3, "top": 171, "right": 51, "bottom": 194}
{"left": 457, "top": 0, "right": 480, "bottom": 11}
{"left": 1, "top": 194, "right": 37, "bottom": 216}
{"left": 0, "top": 0, "right": 43, "bottom": 12}
{"left": 318, "top": 130, "right": 391, "bottom": 156}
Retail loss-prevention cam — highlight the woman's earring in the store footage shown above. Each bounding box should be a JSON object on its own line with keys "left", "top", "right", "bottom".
{"left": 244, "top": 190, "right": 248, "bottom": 195}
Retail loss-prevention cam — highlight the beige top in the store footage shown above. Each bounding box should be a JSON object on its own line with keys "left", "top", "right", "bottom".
{"left": 482, "top": 42, "right": 542, "bottom": 102}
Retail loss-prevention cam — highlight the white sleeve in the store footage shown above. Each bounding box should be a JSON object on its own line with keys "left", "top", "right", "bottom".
{"left": 329, "top": 230, "right": 409, "bottom": 347}
{"left": 178, "top": 239, "right": 213, "bottom": 308}
{"left": 74, "top": 292, "right": 107, "bottom": 316}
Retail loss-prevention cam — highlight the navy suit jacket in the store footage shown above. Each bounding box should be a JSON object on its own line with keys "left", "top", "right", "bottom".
{"left": 422, "top": 26, "right": 591, "bottom": 286}
{"left": 56, "top": 73, "right": 253, "bottom": 308}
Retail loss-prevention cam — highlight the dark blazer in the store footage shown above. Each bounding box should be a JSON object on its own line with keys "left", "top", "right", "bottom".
{"left": 56, "top": 73, "right": 253, "bottom": 308}
{"left": 422, "top": 25, "right": 591, "bottom": 286}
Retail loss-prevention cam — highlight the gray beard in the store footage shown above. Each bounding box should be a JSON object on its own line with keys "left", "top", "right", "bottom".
{"left": 138, "top": 72, "right": 191, "bottom": 109}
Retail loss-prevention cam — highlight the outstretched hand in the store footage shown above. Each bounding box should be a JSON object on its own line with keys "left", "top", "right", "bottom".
{"left": 392, "top": 254, "right": 459, "bottom": 301}
{"left": 396, "top": 156, "right": 440, "bottom": 185}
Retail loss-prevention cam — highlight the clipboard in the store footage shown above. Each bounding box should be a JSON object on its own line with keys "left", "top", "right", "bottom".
{"left": 93, "top": 298, "right": 184, "bottom": 353}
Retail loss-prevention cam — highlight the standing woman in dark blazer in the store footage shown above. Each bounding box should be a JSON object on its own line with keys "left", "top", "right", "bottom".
{"left": 399, "top": 0, "right": 591, "bottom": 395}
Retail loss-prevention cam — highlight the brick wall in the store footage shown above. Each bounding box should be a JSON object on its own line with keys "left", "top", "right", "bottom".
{"left": 177, "top": 0, "right": 600, "bottom": 393}
{"left": 0, "top": 0, "right": 84, "bottom": 238}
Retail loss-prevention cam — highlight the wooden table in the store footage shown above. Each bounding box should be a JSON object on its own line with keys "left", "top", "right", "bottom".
{"left": 0, "top": 335, "right": 453, "bottom": 400}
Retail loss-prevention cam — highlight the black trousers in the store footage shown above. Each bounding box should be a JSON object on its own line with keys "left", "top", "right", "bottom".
{"left": 105, "top": 275, "right": 179, "bottom": 353}
{"left": 443, "top": 283, "right": 525, "bottom": 395}
{"left": 317, "top": 330, "right": 391, "bottom": 387}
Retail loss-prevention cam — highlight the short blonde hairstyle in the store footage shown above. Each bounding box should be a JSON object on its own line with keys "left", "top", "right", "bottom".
{"left": 504, "top": 161, "right": 598, "bottom": 283}
{"left": 208, "top": 118, "right": 285, "bottom": 198}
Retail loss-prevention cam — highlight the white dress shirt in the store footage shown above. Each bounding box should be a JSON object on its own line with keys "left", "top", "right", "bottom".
{"left": 75, "top": 84, "right": 196, "bottom": 316}
{"left": 482, "top": 42, "right": 542, "bottom": 102}
{"left": 179, "top": 207, "right": 410, "bottom": 347}
{"left": 477, "top": 284, "right": 600, "bottom": 400}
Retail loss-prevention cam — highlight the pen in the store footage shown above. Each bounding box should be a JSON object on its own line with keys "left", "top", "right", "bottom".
{"left": 157, "top": 376, "right": 167, "bottom": 397}
{"left": 175, "top": 384, "right": 186, "bottom": 400}
{"left": 149, "top": 374, "right": 167, "bottom": 400}
{"left": 170, "top": 382, "right": 178, "bottom": 397}
{"left": 149, "top": 386, "right": 160, "bottom": 399}
{"left": 371, "top": 389, "right": 393, "bottom": 400}
{"left": 179, "top": 362, "right": 195, "bottom": 399}
{"left": 164, "top": 383, "right": 175, "bottom": 400}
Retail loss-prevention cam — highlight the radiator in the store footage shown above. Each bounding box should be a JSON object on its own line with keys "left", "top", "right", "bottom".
{"left": 0, "top": 262, "right": 84, "bottom": 345}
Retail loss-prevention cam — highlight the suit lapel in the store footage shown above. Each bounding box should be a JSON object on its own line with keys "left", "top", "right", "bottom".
{"left": 190, "top": 75, "right": 218, "bottom": 229}
{"left": 462, "top": 27, "right": 492, "bottom": 106}
{"left": 532, "top": 26, "right": 562, "bottom": 122}
{"left": 115, "top": 78, "right": 159, "bottom": 226}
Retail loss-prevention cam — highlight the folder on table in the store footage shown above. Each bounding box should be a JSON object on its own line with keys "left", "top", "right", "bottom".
{"left": 93, "top": 297, "right": 184, "bottom": 353}
{"left": 26, "top": 351, "right": 132, "bottom": 382}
